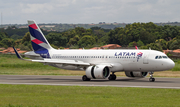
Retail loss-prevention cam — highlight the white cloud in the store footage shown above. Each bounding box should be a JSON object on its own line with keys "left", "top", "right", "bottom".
{"left": 20, "top": 3, "right": 54, "bottom": 13}
{"left": 0, "top": 0, "right": 180, "bottom": 24}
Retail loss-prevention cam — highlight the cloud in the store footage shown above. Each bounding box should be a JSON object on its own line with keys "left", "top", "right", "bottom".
{"left": 0, "top": 0, "right": 180, "bottom": 24}
{"left": 21, "top": 3, "right": 53, "bottom": 14}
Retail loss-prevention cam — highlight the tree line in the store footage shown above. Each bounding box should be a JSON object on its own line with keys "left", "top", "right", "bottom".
{"left": 0, "top": 22, "right": 180, "bottom": 51}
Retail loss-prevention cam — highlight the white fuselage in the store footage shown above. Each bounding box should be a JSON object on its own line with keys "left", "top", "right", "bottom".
{"left": 46, "top": 49, "right": 175, "bottom": 72}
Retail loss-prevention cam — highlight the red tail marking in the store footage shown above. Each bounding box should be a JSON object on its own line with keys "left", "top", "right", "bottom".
{"left": 29, "top": 23, "right": 38, "bottom": 29}
{"left": 32, "top": 39, "right": 43, "bottom": 44}
{"left": 135, "top": 46, "right": 138, "bottom": 50}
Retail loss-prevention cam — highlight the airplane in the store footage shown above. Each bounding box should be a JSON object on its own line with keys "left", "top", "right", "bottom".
{"left": 13, "top": 20, "right": 175, "bottom": 82}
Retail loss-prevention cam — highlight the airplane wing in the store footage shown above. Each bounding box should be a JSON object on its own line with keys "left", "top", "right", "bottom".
{"left": 32, "top": 59, "right": 91, "bottom": 66}
{"left": 13, "top": 47, "right": 91, "bottom": 66}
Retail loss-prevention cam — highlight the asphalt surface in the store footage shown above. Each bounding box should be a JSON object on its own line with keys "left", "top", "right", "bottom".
{"left": 0, "top": 75, "right": 180, "bottom": 89}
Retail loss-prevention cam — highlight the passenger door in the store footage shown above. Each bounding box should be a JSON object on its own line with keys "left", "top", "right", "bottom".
{"left": 143, "top": 52, "right": 150, "bottom": 64}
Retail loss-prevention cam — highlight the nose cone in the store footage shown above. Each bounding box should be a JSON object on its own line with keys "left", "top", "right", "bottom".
{"left": 166, "top": 59, "right": 175, "bottom": 70}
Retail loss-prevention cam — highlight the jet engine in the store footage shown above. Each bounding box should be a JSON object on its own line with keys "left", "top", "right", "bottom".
{"left": 86, "top": 65, "right": 111, "bottom": 79}
{"left": 125, "top": 72, "right": 148, "bottom": 78}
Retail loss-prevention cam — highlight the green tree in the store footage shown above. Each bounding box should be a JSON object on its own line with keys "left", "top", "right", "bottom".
{"left": 0, "top": 32, "right": 9, "bottom": 41}
{"left": 128, "top": 41, "right": 137, "bottom": 47}
{"left": 1, "top": 38, "right": 14, "bottom": 47}
{"left": 11, "top": 34, "right": 22, "bottom": 40}
{"left": 78, "top": 35, "right": 96, "bottom": 48}
{"left": 166, "top": 38, "right": 176, "bottom": 49}
{"left": 14, "top": 39, "right": 22, "bottom": 46}
{"left": 146, "top": 43, "right": 163, "bottom": 51}
{"left": 169, "top": 39, "right": 180, "bottom": 50}
{"left": 68, "top": 35, "right": 80, "bottom": 46}
{"left": 18, "top": 44, "right": 31, "bottom": 51}
{"left": 137, "top": 40, "right": 144, "bottom": 47}
{"left": 21, "top": 32, "right": 30, "bottom": 44}
{"left": 46, "top": 33, "right": 68, "bottom": 47}
{"left": 155, "top": 39, "right": 167, "bottom": 50}
{"left": 0, "top": 42, "right": 6, "bottom": 48}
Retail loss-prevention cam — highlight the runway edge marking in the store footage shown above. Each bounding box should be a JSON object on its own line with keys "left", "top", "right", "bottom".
{"left": 0, "top": 82, "right": 180, "bottom": 89}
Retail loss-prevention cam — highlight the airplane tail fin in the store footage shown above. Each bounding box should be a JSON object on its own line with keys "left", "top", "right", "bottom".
{"left": 135, "top": 46, "right": 138, "bottom": 50}
{"left": 28, "top": 20, "right": 53, "bottom": 58}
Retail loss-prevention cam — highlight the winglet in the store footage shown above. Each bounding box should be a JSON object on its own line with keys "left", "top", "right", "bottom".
{"left": 13, "top": 47, "right": 32, "bottom": 61}
{"left": 13, "top": 47, "right": 22, "bottom": 59}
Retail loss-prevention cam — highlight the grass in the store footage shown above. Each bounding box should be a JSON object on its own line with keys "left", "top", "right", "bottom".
{"left": 0, "top": 54, "right": 180, "bottom": 77}
{"left": 0, "top": 84, "right": 180, "bottom": 107}
{"left": 171, "top": 59, "right": 180, "bottom": 71}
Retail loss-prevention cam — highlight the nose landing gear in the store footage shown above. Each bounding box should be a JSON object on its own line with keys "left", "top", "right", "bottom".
{"left": 149, "top": 71, "right": 155, "bottom": 82}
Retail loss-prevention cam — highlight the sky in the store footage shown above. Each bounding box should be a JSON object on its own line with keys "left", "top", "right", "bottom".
{"left": 0, "top": 0, "right": 180, "bottom": 24}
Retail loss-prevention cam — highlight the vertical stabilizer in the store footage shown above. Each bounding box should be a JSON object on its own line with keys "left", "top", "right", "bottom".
{"left": 28, "top": 20, "right": 53, "bottom": 58}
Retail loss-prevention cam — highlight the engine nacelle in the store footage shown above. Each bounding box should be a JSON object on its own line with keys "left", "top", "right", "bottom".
{"left": 86, "top": 65, "right": 111, "bottom": 79}
{"left": 125, "top": 72, "right": 148, "bottom": 78}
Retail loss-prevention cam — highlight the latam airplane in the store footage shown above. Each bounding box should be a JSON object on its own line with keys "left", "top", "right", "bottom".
{"left": 13, "top": 20, "right": 175, "bottom": 82}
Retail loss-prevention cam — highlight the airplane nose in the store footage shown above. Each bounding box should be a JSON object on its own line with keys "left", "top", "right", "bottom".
{"left": 166, "top": 60, "right": 175, "bottom": 70}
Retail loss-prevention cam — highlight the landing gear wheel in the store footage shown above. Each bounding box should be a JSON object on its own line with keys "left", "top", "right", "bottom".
{"left": 82, "top": 75, "right": 91, "bottom": 81}
{"left": 149, "top": 71, "right": 155, "bottom": 82}
{"left": 108, "top": 74, "right": 116, "bottom": 80}
{"left": 149, "top": 78, "right": 155, "bottom": 82}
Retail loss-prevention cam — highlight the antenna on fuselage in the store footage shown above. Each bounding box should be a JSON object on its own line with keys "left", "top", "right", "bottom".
{"left": 149, "top": 47, "right": 151, "bottom": 50}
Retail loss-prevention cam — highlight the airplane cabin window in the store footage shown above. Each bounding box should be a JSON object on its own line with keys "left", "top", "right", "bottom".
{"left": 159, "top": 56, "right": 162, "bottom": 59}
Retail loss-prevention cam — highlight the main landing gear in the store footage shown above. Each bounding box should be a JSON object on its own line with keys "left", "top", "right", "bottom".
{"left": 149, "top": 71, "right": 155, "bottom": 82}
{"left": 82, "top": 73, "right": 117, "bottom": 81}
{"left": 108, "top": 72, "right": 116, "bottom": 80}
{"left": 82, "top": 75, "right": 91, "bottom": 81}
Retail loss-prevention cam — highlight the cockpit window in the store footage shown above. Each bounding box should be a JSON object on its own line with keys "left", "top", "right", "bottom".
{"left": 155, "top": 56, "right": 158, "bottom": 59}
{"left": 155, "top": 56, "right": 168, "bottom": 59}
{"left": 159, "top": 56, "right": 162, "bottom": 59}
{"left": 163, "top": 56, "right": 168, "bottom": 58}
